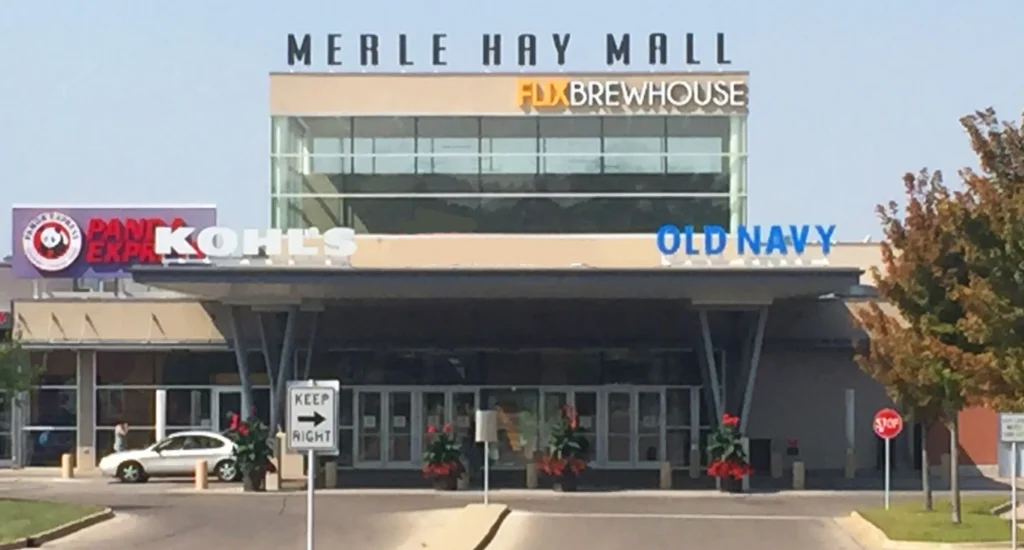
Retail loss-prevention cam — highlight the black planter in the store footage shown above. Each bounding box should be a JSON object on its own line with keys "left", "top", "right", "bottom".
{"left": 242, "top": 467, "right": 266, "bottom": 492}
{"left": 718, "top": 476, "right": 743, "bottom": 494}
{"left": 553, "top": 472, "right": 578, "bottom": 492}
{"left": 432, "top": 475, "right": 459, "bottom": 491}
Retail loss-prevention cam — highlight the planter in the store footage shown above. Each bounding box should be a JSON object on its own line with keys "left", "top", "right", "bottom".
{"left": 432, "top": 475, "right": 459, "bottom": 491}
{"left": 242, "top": 467, "right": 266, "bottom": 492}
{"left": 552, "top": 472, "right": 578, "bottom": 492}
{"left": 718, "top": 476, "right": 743, "bottom": 494}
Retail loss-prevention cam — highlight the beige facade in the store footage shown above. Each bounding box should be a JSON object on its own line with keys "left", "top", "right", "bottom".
{"left": 270, "top": 72, "right": 749, "bottom": 116}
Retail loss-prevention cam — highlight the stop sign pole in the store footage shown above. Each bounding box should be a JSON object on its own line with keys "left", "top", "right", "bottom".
{"left": 874, "top": 408, "right": 904, "bottom": 510}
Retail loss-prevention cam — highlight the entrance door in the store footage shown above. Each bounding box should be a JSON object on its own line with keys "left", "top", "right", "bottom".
{"left": 213, "top": 389, "right": 242, "bottom": 432}
{"left": 355, "top": 388, "right": 419, "bottom": 468}
{"left": 600, "top": 387, "right": 665, "bottom": 468}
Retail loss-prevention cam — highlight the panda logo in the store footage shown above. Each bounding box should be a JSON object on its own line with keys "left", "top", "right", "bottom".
{"left": 22, "top": 212, "right": 83, "bottom": 273}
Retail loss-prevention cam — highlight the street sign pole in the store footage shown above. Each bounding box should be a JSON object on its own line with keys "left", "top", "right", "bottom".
{"left": 286, "top": 379, "right": 340, "bottom": 550}
{"left": 484, "top": 440, "right": 490, "bottom": 505}
{"left": 884, "top": 437, "right": 891, "bottom": 510}
{"left": 873, "top": 408, "right": 904, "bottom": 512}
{"left": 1012, "top": 440, "right": 1017, "bottom": 550}
{"left": 307, "top": 449, "right": 315, "bottom": 550}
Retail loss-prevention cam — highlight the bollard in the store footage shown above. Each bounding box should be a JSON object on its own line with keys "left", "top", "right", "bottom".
{"left": 324, "top": 460, "right": 338, "bottom": 489}
{"left": 741, "top": 438, "right": 751, "bottom": 492}
{"left": 689, "top": 448, "right": 700, "bottom": 479}
{"left": 939, "top": 453, "right": 951, "bottom": 484}
{"left": 194, "top": 460, "right": 208, "bottom": 490}
{"left": 60, "top": 453, "right": 74, "bottom": 479}
{"left": 525, "top": 462, "right": 538, "bottom": 489}
{"left": 770, "top": 451, "right": 783, "bottom": 479}
{"left": 659, "top": 462, "right": 672, "bottom": 489}
{"left": 844, "top": 448, "right": 856, "bottom": 479}
{"left": 792, "top": 461, "right": 806, "bottom": 490}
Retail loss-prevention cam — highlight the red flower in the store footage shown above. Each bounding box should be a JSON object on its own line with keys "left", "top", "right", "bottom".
{"left": 787, "top": 439, "right": 798, "bottom": 448}
{"left": 721, "top": 414, "right": 740, "bottom": 428}
{"left": 443, "top": 423, "right": 451, "bottom": 433}
{"left": 238, "top": 423, "right": 250, "bottom": 436}
{"left": 708, "top": 459, "right": 753, "bottom": 480}
{"left": 229, "top": 413, "right": 240, "bottom": 431}
{"left": 249, "top": 406, "right": 258, "bottom": 416}
{"left": 427, "top": 425, "right": 437, "bottom": 434}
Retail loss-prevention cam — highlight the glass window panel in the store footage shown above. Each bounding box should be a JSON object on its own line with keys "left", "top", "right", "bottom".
{"left": 37, "top": 351, "right": 76, "bottom": 386}
{"left": 97, "top": 388, "right": 156, "bottom": 426}
{"left": 28, "top": 389, "right": 76, "bottom": 427}
{"left": 667, "top": 429, "right": 690, "bottom": 466}
{"left": 21, "top": 429, "right": 76, "bottom": 467}
{"left": 539, "top": 117, "right": 601, "bottom": 174}
{"left": 352, "top": 117, "right": 415, "bottom": 174}
{"left": 481, "top": 388, "right": 540, "bottom": 467}
{"left": 416, "top": 117, "right": 479, "bottom": 175}
{"left": 666, "top": 389, "right": 691, "bottom": 427}
{"left": 165, "top": 389, "right": 212, "bottom": 428}
{"left": 97, "top": 428, "right": 156, "bottom": 458}
{"left": 96, "top": 352, "right": 160, "bottom": 385}
{"left": 481, "top": 118, "right": 537, "bottom": 175}
{"left": 603, "top": 117, "right": 664, "bottom": 174}
{"left": 666, "top": 116, "right": 730, "bottom": 139}
{"left": 336, "top": 196, "right": 729, "bottom": 234}
{"left": 667, "top": 138, "right": 724, "bottom": 174}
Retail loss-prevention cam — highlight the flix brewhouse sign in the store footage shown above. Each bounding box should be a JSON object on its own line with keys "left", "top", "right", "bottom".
{"left": 656, "top": 224, "right": 837, "bottom": 256}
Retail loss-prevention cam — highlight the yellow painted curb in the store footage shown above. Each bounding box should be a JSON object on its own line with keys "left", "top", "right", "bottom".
{"left": 0, "top": 507, "right": 114, "bottom": 550}
{"left": 834, "top": 512, "right": 1013, "bottom": 550}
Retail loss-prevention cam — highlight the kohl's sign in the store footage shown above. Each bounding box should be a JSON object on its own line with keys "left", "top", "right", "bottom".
{"left": 154, "top": 226, "right": 357, "bottom": 258}
{"left": 656, "top": 224, "right": 836, "bottom": 256}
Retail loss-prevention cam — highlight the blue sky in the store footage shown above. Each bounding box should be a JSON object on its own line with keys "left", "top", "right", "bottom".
{"left": 1, "top": 1, "right": 1022, "bottom": 253}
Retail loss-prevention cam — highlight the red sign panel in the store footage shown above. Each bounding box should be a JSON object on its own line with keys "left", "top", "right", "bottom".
{"left": 873, "top": 408, "right": 904, "bottom": 439}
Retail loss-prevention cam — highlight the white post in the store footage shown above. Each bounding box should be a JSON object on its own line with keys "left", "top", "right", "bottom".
{"left": 483, "top": 441, "right": 490, "bottom": 506}
{"left": 1012, "top": 441, "right": 1018, "bottom": 549}
{"left": 884, "top": 438, "right": 891, "bottom": 510}
{"left": 307, "top": 450, "right": 315, "bottom": 550}
{"left": 155, "top": 389, "right": 167, "bottom": 442}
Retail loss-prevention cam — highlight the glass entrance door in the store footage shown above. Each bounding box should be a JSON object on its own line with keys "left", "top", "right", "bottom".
{"left": 212, "top": 389, "right": 241, "bottom": 432}
{"left": 355, "top": 388, "right": 419, "bottom": 468}
{"left": 600, "top": 387, "right": 665, "bottom": 468}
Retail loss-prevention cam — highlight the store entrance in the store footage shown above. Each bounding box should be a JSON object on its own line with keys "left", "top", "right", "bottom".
{"left": 344, "top": 385, "right": 704, "bottom": 471}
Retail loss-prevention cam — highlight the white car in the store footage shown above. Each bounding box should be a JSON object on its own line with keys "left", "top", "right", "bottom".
{"left": 98, "top": 430, "right": 240, "bottom": 483}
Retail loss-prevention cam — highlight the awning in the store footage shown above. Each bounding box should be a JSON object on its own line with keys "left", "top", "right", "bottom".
{"left": 130, "top": 265, "right": 863, "bottom": 306}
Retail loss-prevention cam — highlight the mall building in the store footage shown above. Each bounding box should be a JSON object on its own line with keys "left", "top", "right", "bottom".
{"left": 0, "top": 71, "right": 1000, "bottom": 482}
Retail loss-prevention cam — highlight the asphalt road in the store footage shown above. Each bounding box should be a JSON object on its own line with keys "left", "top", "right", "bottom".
{"left": 0, "top": 478, "right": 460, "bottom": 550}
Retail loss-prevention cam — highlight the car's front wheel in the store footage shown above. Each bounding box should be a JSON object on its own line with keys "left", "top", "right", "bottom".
{"left": 116, "top": 461, "right": 146, "bottom": 483}
{"left": 214, "top": 459, "right": 239, "bottom": 482}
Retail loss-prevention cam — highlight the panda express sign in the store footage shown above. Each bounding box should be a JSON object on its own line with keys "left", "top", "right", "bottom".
{"left": 11, "top": 206, "right": 217, "bottom": 279}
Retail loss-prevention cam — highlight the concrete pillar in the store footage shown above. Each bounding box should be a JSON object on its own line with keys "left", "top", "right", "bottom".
{"left": 75, "top": 351, "right": 96, "bottom": 472}
{"left": 770, "top": 450, "right": 783, "bottom": 479}
{"left": 324, "top": 459, "right": 337, "bottom": 488}
{"left": 659, "top": 462, "right": 672, "bottom": 489}
{"left": 155, "top": 389, "right": 167, "bottom": 442}
{"left": 689, "top": 448, "right": 700, "bottom": 478}
{"left": 741, "top": 438, "right": 750, "bottom": 492}
{"left": 727, "top": 114, "right": 748, "bottom": 233}
{"left": 792, "top": 461, "right": 805, "bottom": 490}
{"left": 194, "top": 460, "right": 208, "bottom": 490}
{"left": 277, "top": 433, "right": 303, "bottom": 480}
{"left": 525, "top": 462, "right": 538, "bottom": 489}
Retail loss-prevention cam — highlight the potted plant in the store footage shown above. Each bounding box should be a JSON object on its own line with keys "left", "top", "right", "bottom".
{"left": 706, "top": 413, "right": 753, "bottom": 493}
{"left": 422, "top": 423, "right": 464, "bottom": 491}
{"left": 224, "top": 408, "right": 276, "bottom": 492}
{"left": 537, "top": 405, "right": 588, "bottom": 492}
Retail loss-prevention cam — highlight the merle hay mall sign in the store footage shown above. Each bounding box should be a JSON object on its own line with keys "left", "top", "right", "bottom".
{"left": 286, "top": 32, "right": 734, "bottom": 68}
{"left": 10, "top": 206, "right": 217, "bottom": 279}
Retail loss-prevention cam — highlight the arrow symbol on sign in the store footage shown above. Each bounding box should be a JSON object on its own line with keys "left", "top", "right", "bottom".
{"left": 297, "top": 411, "right": 326, "bottom": 427}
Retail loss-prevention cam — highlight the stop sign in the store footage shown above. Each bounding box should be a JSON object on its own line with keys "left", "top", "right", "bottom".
{"left": 873, "top": 408, "right": 904, "bottom": 439}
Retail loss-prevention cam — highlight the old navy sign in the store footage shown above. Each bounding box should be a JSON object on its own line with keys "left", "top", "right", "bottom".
{"left": 656, "top": 224, "right": 837, "bottom": 256}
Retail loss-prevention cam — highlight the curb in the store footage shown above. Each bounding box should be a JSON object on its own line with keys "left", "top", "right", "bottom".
{"left": 0, "top": 508, "right": 115, "bottom": 549}
{"left": 834, "top": 512, "right": 1011, "bottom": 550}
{"left": 397, "top": 503, "right": 510, "bottom": 550}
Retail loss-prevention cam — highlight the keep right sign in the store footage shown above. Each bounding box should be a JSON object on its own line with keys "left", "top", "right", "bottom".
{"left": 873, "top": 408, "right": 904, "bottom": 439}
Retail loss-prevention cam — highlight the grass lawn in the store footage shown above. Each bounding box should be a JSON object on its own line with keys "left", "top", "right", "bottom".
{"left": 859, "top": 495, "right": 1014, "bottom": 543}
{"left": 0, "top": 498, "right": 105, "bottom": 543}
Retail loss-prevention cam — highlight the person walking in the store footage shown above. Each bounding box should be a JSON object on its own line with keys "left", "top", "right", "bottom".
{"left": 113, "top": 422, "right": 129, "bottom": 453}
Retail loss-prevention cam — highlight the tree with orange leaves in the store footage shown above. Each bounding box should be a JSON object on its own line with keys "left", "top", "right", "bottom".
{"left": 854, "top": 168, "right": 988, "bottom": 523}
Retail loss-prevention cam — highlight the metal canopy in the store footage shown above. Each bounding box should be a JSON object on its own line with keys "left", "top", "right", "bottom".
{"left": 130, "top": 265, "right": 862, "bottom": 305}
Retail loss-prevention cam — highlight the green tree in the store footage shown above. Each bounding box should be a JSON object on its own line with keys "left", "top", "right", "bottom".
{"left": 0, "top": 333, "right": 40, "bottom": 399}
{"left": 854, "top": 170, "right": 988, "bottom": 523}
{"left": 943, "top": 109, "right": 1024, "bottom": 412}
